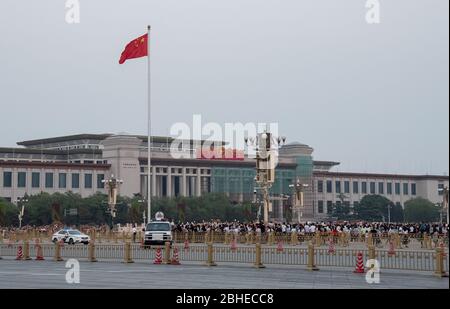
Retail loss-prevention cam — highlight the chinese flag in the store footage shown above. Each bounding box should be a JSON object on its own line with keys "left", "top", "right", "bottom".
{"left": 119, "top": 33, "right": 148, "bottom": 64}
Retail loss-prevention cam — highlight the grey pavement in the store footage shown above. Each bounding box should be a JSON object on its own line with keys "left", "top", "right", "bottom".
{"left": 0, "top": 258, "right": 448, "bottom": 289}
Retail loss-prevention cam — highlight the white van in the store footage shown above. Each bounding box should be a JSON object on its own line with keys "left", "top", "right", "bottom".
{"left": 144, "top": 221, "right": 173, "bottom": 246}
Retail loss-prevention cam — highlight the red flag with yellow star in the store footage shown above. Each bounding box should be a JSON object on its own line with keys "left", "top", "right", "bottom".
{"left": 119, "top": 33, "right": 148, "bottom": 64}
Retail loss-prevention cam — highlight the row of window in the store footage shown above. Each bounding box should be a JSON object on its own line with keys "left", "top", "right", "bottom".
{"left": 317, "top": 180, "right": 416, "bottom": 196}
{"left": 55, "top": 144, "right": 101, "bottom": 151}
{"left": 140, "top": 167, "right": 211, "bottom": 175}
{"left": 316, "top": 200, "right": 403, "bottom": 214}
{"left": 2, "top": 172, "right": 104, "bottom": 190}
{"left": 70, "top": 160, "right": 107, "bottom": 164}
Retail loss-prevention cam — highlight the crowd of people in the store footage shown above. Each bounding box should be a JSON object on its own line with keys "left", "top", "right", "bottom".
{"left": 0, "top": 223, "right": 111, "bottom": 236}
{"left": 2, "top": 220, "right": 448, "bottom": 238}
{"left": 170, "top": 220, "right": 449, "bottom": 237}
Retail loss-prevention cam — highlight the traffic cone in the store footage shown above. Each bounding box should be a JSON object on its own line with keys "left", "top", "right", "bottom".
{"left": 353, "top": 252, "right": 365, "bottom": 273}
{"left": 15, "top": 245, "right": 23, "bottom": 260}
{"left": 277, "top": 241, "right": 283, "bottom": 252}
{"left": 184, "top": 239, "right": 190, "bottom": 251}
{"left": 171, "top": 247, "right": 181, "bottom": 265}
{"left": 153, "top": 247, "right": 163, "bottom": 264}
{"left": 35, "top": 244, "right": 45, "bottom": 261}
{"left": 35, "top": 239, "right": 45, "bottom": 261}
{"left": 388, "top": 240, "right": 396, "bottom": 256}
{"left": 328, "top": 239, "right": 335, "bottom": 254}
{"left": 230, "top": 238, "right": 237, "bottom": 251}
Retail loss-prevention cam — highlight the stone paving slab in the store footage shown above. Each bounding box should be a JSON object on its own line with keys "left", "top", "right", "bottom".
{"left": 0, "top": 258, "right": 448, "bottom": 289}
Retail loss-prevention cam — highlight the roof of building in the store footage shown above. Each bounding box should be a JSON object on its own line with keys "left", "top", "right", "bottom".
{"left": 283, "top": 141, "right": 310, "bottom": 147}
{"left": 313, "top": 160, "right": 340, "bottom": 167}
{"left": 0, "top": 160, "right": 110, "bottom": 170}
{"left": 17, "top": 134, "right": 113, "bottom": 146}
{"left": 17, "top": 134, "right": 227, "bottom": 147}
{"left": 0, "top": 147, "right": 102, "bottom": 155}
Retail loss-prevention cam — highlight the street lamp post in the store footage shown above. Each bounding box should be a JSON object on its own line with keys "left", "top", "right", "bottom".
{"left": 252, "top": 190, "right": 262, "bottom": 222}
{"left": 102, "top": 174, "right": 123, "bottom": 229}
{"left": 289, "top": 179, "right": 309, "bottom": 223}
{"left": 438, "top": 186, "right": 449, "bottom": 225}
{"left": 436, "top": 203, "right": 443, "bottom": 224}
{"left": 245, "top": 132, "right": 286, "bottom": 225}
{"left": 16, "top": 197, "right": 28, "bottom": 229}
{"left": 138, "top": 199, "right": 147, "bottom": 225}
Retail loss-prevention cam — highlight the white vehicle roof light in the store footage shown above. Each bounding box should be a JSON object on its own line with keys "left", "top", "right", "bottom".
{"left": 155, "top": 211, "right": 164, "bottom": 221}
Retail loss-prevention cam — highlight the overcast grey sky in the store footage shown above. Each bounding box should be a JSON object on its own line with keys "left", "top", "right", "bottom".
{"left": 0, "top": 0, "right": 448, "bottom": 175}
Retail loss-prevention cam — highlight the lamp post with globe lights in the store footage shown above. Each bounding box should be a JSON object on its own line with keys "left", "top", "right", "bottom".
{"left": 138, "top": 198, "right": 147, "bottom": 225}
{"left": 438, "top": 185, "right": 449, "bottom": 225}
{"left": 16, "top": 197, "right": 28, "bottom": 229}
{"left": 289, "top": 178, "right": 309, "bottom": 223}
{"left": 102, "top": 174, "right": 123, "bottom": 229}
{"left": 245, "top": 131, "right": 286, "bottom": 224}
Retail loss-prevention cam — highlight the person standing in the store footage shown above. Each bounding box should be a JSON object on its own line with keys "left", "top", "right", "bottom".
{"left": 132, "top": 225, "right": 137, "bottom": 243}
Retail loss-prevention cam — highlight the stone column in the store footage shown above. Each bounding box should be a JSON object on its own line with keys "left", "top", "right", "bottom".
{"left": 190, "top": 176, "right": 196, "bottom": 197}
{"left": 196, "top": 168, "right": 202, "bottom": 197}
{"left": 181, "top": 167, "right": 187, "bottom": 197}
{"left": 167, "top": 168, "right": 172, "bottom": 197}
{"left": 151, "top": 166, "right": 157, "bottom": 198}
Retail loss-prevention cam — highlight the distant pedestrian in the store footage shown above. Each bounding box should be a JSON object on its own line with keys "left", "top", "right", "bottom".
{"left": 132, "top": 225, "right": 137, "bottom": 243}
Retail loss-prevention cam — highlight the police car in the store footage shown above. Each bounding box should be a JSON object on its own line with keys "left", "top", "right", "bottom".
{"left": 144, "top": 212, "right": 173, "bottom": 246}
{"left": 51, "top": 229, "right": 90, "bottom": 245}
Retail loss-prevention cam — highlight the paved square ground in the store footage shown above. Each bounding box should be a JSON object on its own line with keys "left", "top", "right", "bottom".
{"left": 0, "top": 258, "right": 448, "bottom": 289}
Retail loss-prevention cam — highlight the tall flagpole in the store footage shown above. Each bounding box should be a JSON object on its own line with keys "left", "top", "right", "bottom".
{"left": 147, "top": 25, "right": 152, "bottom": 223}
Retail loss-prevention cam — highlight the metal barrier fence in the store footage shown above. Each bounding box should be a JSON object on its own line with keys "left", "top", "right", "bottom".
{"left": 213, "top": 245, "right": 255, "bottom": 264}
{"left": 1, "top": 241, "right": 448, "bottom": 274}
{"left": 2, "top": 230, "right": 448, "bottom": 250}
{"left": 261, "top": 247, "right": 309, "bottom": 265}
{"left": 174, "top": 244, "right": 207, "bottom": 262}
{"left": 171, "top": 231, "right": 448, "bottom": 247}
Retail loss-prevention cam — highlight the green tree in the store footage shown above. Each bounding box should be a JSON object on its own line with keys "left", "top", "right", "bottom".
{"left": 389, "top": 202, "right": 404, "bottom": 223}
{"left": 9, "top": 191, "right": 262, "bottom": 227}
{"left": 57, "top": 192, "right": 83, "bottom": 227}
{"left": 331, "top": 202, "right": 353, "bottom": 220}
{"left": 115, "top": 196, "right": 132, "bottom": 224}
{"left": 128, "top": 197, "right": 146, "bottom": 224}
{"left": 330, "top": 193, "right": 355, "bottom": 221}
{"left": 404, "top": 198, "right": 440, "bottom": 222}
{"left": 23, "top": 193, "right": 54, "bottom": 226}
{"left": 82, "top": 193, "right": 108, "bottom": 225}
{"left": 0, "top": 198, "right": 18, "bottom": 226}
{"left": 145, "top": 193, "right": 257, "bottom": 222}
{"left": 355, "top": 195, "right": 392, "bottom": 221}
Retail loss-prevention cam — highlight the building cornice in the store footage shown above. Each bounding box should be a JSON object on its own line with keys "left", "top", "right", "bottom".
{"left": 17, "top": 134, "right": 113, "bottom": 146}
{"left": 0, "top": 147, "right": 102, "bottom": 155}
{"left": 139, "top": 157, "right": 297, "bottom": 169}
{"left": 0, "top": 161, "right": 111, "bottom": 170}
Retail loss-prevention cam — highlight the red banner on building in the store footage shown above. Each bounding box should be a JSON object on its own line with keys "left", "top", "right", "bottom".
{"left": 196, "top": 147, "right": 245, "bottom": 161}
